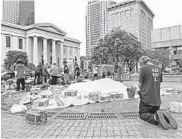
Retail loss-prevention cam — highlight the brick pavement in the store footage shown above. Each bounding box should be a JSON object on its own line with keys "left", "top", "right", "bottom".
{"left": 2, "top": 93, "right": 182, "bottom": 138}
{"left": 1, "top": 111, "right": 182, "bottom": 138}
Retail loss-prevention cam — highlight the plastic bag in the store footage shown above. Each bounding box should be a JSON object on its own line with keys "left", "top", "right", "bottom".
{"left": 170, "top": 102, "right": 182, "bottom": 113}
{"left": 10, "top": 104, "right": 27, "bottom": 113}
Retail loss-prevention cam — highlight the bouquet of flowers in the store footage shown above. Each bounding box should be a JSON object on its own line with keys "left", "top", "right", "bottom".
{"left": 126, "top": 85, "right": 137, "bottom": 98}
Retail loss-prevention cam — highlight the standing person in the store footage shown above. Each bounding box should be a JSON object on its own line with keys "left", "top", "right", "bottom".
{"left": 101, "top": 68, "right": 106, "bottom": 78}
{"left": 74, "top": 64, "right": 80, "bottom": 81}
{"left": 42, "top": 65, "right": 49, "bottom": 83}
{"left": 63, "top": 61, "right": 69, "bottom": 85}
{"left": 107, "top": 71, "right": 111, "bottom": 78}
{"left": 15, "top": 59, "right": 25, "bottom": 91}
{"left": 88, "top": 67, "right": 92, "bottom": 78}
{"left": 93, "top": 66, "right": 98, "bottom": 79}
{"left": 9, "top": 63, "right": 16, "bottom": 79}
{"left": 34, "top": 62, "right": 43, "bottom": 85}
{"left": 50, "top": 63, "right": 58, "bottom": 85}
{"left": 138, "top": 56, "right": 177, "bottom": 130}
{"left": 44, "top": 63, "right": 49, "bottom": 69}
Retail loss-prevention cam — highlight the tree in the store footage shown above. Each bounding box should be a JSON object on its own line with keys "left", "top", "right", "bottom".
{"left": 4, "top": 50, "right": 28, "bottom": 68}
{"left": 145, "top": 48, "right": 171, "bottom": 71}
{"left": 91, "top": 27, "right": 143, "bottom": 73}
{"left": 91, "top": 39, "right": 110, "bottom": 65}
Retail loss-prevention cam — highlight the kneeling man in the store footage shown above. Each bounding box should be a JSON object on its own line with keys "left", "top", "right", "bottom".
{"left": 138, "top": 56, "right": 177, "bottom": 130}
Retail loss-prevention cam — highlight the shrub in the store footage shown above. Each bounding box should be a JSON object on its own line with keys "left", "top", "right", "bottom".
{"left": 4, "top": 50, "right": 28, "bottom": 68}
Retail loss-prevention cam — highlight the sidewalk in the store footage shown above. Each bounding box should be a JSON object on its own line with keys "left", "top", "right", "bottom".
{"left": 1, "top": 93, "right": 182, "bottom": 138}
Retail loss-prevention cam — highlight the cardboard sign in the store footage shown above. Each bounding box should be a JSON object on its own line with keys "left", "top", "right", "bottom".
{"left": 89, "top": 92, "right": 101, "bottom": 102}
{"left": 64, "top": 90, "right": 78, "bottom": 97}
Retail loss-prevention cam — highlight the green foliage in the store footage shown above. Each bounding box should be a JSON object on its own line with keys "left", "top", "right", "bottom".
{"left": 144, "top": 48, "right": 171, "bottom": 71}
{"left": 4, "top": 50, "right": 28, "bottom": 68}
{"left": 91, "top": 27, "right": 143, "bottom": 72}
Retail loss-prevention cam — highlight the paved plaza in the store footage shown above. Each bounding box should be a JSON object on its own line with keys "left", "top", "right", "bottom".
{"left": 1, "top": 82, "right": 182, "bottom": 138}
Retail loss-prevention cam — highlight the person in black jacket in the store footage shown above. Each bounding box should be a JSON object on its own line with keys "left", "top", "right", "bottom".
{"left": 75, "top": 64, "right": 80, "bottom": 81}
{"left": 34, "top": 62, "right": 43, "bottom": 85}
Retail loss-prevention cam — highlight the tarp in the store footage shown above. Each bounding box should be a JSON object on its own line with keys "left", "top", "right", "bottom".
{"left": 67, "top": 78, "right": 127, "bottom": 98}
{"left": 20, "top": 79, "right": 129, "bottom": 110}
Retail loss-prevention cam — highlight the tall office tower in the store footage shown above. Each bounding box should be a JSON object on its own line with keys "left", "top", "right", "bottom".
{"left": 107, "top": 0, "right": 154, "bottom": 49}
{"left": 3, "top": 0, "right": 35, "bottom": 26}
{"left": 85, "top": 0, "right": 115, "bottom": 57}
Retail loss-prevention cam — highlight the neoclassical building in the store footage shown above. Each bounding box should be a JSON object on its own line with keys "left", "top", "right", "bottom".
{"left": 1, "top": 21, "right": 81, "bottom": 69}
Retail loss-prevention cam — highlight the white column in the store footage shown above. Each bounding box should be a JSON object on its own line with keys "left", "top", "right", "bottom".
{"left": 52, "top": 40, "right": 56, "bottom": 64}
{"left": 43, "top": 38, "right": 48, "bottom": 64}
{"left": 33, "top": 36, "right": 38, "bottom": 66}
{"left": 26, "top": 37, "right": 30, "bottom": 63}
{"left": 1, "top": 35, "right": 6, "bottom": 65}
{"left": 60, "top": 42, "right": 64, "bottom": 68}
{"left": 77, "top": 48, "right": 80, "bottom": 66}
{"left": 67, "top": 46, "right": 69, "bottom": 61}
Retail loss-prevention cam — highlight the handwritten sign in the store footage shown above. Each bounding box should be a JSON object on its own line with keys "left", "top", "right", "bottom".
{"left": 64, "top": 90, "right": 78, "bottom": 97}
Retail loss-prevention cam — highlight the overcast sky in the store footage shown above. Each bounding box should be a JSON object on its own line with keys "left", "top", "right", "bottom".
{"left": 34, "top": 0, "right": 181, "bottom": 56}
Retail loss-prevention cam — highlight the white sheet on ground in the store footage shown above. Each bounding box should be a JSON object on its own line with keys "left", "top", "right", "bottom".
{"left": 22, "top": 79, "right": 129, "bottom": 110}
{"left": 68, "top": 78, "right": 128, "bottom": 98}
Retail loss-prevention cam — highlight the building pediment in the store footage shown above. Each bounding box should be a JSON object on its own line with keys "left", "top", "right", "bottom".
{"left": 27, "top": 23, "right": 67, "bottom": 36}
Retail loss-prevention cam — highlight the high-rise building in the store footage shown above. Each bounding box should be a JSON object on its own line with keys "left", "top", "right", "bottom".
{"left": 85, "top": 0, "right": 115, "bottom": 57}
{"left": 3, "top": 0, "right": 35, "bottom": 26}
{"left": 107, "top": 0, "right": 154, "bottom": 49}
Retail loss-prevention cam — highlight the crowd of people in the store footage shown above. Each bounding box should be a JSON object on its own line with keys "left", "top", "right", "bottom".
{"left": 32, "top": 61, "right": 83, "bottom": 86}
{"left": 5, "top": 59, "right": 116, "bottom": 91}
{"left": 6, "top": 59, "right": 84, "bottom": 91}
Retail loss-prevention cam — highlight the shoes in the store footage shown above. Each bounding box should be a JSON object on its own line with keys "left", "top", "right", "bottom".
{"left": 156, "top": 111, "right": 170, "bottom": 130}
{"left": 163, "top": 111, "right": 178, "bottom": 130}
